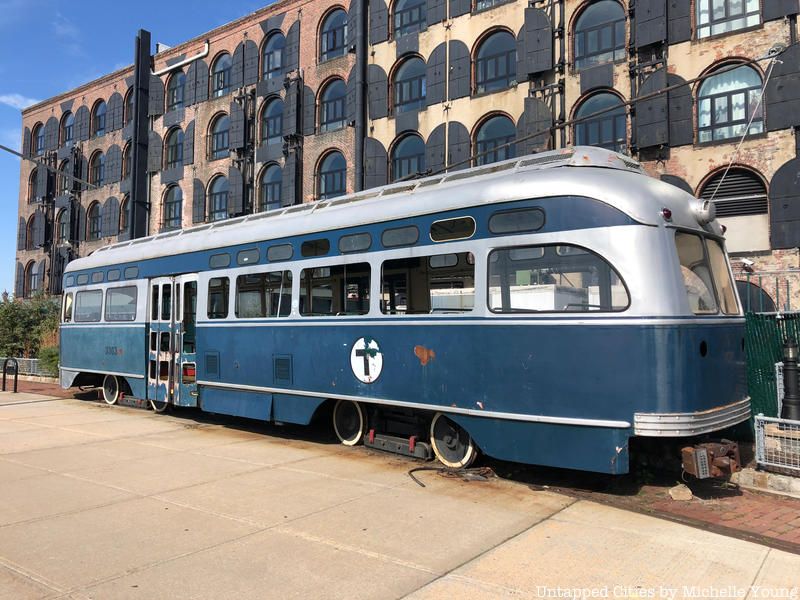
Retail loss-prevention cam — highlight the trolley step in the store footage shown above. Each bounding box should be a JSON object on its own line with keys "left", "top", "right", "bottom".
{"left": 365, "top": 431, "right": 433, "bottom": 460}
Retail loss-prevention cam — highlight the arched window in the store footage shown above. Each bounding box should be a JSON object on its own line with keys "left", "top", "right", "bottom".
{"left": 699, "top": 168, "right": 767, "bottom": 217}
{"left": 24, "top": 261, "right": 38, "bottom": 298}
{"left": 87, "top": 202, "right": 102, "bottom": 240}
{"left": 164, "top": 128, "right": 185, "bottom": 169}
{"left": 475, "top": 114, "right": 517, "bottom": 166}
{"left": 574, "top": 1, "right": 626, "bottom": 71}
{"left": 261, "top": 98, "right": 284, "bottom": 145}
{"left": 259, "top": 164, "right": 283, "bottom": 212}
{"left": 475, "top": 30, "right": 517, "bottom": 94}
{"left": 211, "top": 53, "right": 232, "bottom": 98}
{"left": 320, "top": 79, "right": 346, "bottom": 132}
{"left": 697, "top": 64, "right": 763, "bottom": 144}
{"left": 163, "top": 185, "right": 183, "bottom": 230}
{"left": 27, "top": 169, "right": 38, "bottom": 203}
{"left": 209, "top": 114, "right": 230, "bottom": 160}
{"left": 57, "top": 209, "right": 69, "bottom": 244}
{"left": 320, "top": 9, "right": 347, "bottom": 61}
{"left": 120, "top": 196, "right": 130, "bottom": 233}
{"left": 61, "top": 112, "right": 74, "bottom": 145}
{"left": 57, "top": 161, "right": 70, "bottom": 195}
{"left": 92, "top": 100, "right": 107, "bottom": 137}
{"left": 32, "top": 123, "right": 44, "bottom": 156}
{"left": 89, "top": 151, "right": 106, "bottom": 186}
{"left": 393, "top": 0, "right": 426, "bottom": 37}
{"left": 167, "top": 71, "right": 186, "bottom": 112}
{"left": 318, "top": 151, "right": 346, "bottom": 200}
{"left": 26, "top": 216, "right": 35, "bottom": 250}
{"left": 393, "top": 56, "right": 426, "bottom": 114}
{"left": 574, "top": 92, "right": 626, "bottom": 152}
{"left": 262, "top": 32, "right": 286, "bottom": 79}
{"left": 208, "top": 176, "right": 229, "bottom": 221}
{"left": 122, "top": 143, "right": 131, "bottom": 179}
{"left": 391, "top": 134, "right": 425, "bottom": 181}
{"left": 696, "top": 0, "right": 759, "bottom": 39}
{"left": 124, "top": 89, "right": 134, "bottom": 125}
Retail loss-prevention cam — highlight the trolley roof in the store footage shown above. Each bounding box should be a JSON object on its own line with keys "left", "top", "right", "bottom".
{"left": 65, "top": 146, "right": 713, "bottom": 274}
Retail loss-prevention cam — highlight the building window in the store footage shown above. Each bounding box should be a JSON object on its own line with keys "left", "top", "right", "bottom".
{"left": 261, "top": 98, "right": 284, "bottom": 145}
{"left": 574, "top": 0, "right": 626, "bottom": 71}
{"left": 320, "top": 79, "right": 346, "bottom": 132}
{"left": 120, "top": 196, "right": 130, "bottom": 233}
{"left": 574, "top": 92, "right": 626, "bottom": 152}
{"left": 475, "top": 30, "right": 517, "bottom": 94}
{"left": 24, "top": 262, "right": 39, "bottom": 298}
{"left": 26, "top": 216, "right": 35, "bottom": 250}
{"left": 124, "top": 89, "right": 134, "bottom": 125}
{"left": 163, "top": 185, "right": 183, "bottom": 230}
{"left": 209, "top": 176, "right": 229, "bottom": 221}
{"left": 27, "top": 169, "right": 38, "bottom": 203}
{"left": 697, "top": 0, "right": 760, "bottom": 39}
{"left": 393, "top": 0, "right": 426, "bottom": 37}
{"left": 87, "top": 203, "right": 102, "bottom": 240}
{"left": 167, "top": 71, "right": 186, "bottom": 112}
{"left": 90, "top": 152, "right": 106, "bottom": 187}
{"left": 320, "top": 8, "right": 347, "bottom": 61}
{"left": 697, "top": 64, "right": 763, "bottom": 144}
{"left": 57, "top": 209, "right": 69, "bottom": 244}
{"left": 260, "top": 164, "right": 283, "bottom": 212}
{"left": 393, "top": 56, "right": 426, "bottom": 114}
{"left": 32, "top": 123, "right": 44, "bottom": 156}
{"left": 318, "top": 151, "right": 346, "bottom": 200}
{"left": 92, "top": 100, "right": 107, "bottom": 137}
{"left": 58, "top": 161, "right": 70, "bottom": 195}
{"left": 699, "top": 168, "right": 767, "bottom": 217}
{"left": 61, "top": 112, "right": 74, "bottom": 145}
{"left": 164, "top": 128, "right": 185, "bottom": 169}
{"left": 209, "top": 114, "right": 230, "bottom": 160}
{"left": 475, "top": 114, "right": 516, "bottom": 166}
{"left": 122, "top": 143, "right": 131, "bottom": 179}
{"left": 262, "top": 32, "right": 286, "bottom": 79}
{"left": 211, "top": 53, "right": 232, "bottom": 98}
{"left": 391, "top": 134, "right": 425, "bottom": 181}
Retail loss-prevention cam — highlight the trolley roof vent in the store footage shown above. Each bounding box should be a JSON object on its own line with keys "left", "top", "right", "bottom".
{"left": 444, "top": 161, "right": 517, "bottom": 184}
{"left": 519, "top": 150, "right": 576, "bottom": 169}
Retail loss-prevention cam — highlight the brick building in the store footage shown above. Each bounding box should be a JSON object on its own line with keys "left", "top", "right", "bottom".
{"left": 14, "top": 0, "right": 800, "bottom": 301}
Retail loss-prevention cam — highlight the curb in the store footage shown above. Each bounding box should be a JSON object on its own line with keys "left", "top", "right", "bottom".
{"left": 731, "top": 467, "right": 800, "bottom": 499}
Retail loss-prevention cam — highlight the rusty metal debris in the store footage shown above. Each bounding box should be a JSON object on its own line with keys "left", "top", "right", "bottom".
{"left": 681, "top": 441, "right": 741, "bottom": 479}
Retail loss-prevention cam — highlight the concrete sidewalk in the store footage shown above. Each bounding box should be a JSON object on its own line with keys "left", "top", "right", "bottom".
{"left": 0, "top": 392, "right": 797, "bottom": 599}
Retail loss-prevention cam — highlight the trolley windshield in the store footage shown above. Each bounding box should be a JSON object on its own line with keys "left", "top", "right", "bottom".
{"left": 675, "top": 232, "right": 738, "bottom": 315}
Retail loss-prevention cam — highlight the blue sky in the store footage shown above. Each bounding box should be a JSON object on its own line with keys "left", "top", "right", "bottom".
{"left": 0, "top": 0, "right": 268, "bottom": 294}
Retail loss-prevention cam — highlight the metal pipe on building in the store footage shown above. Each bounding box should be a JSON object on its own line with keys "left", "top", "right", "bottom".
{"left": 130, "top": 29, "right": 152, "bottom": 240}
{"left": 354, "top": 0, "right": 367, "bottom": 191}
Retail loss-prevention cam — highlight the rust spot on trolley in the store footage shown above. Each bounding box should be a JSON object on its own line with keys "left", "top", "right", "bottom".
{"left": 414, "top": 346, "right": 436, "bottom": 366}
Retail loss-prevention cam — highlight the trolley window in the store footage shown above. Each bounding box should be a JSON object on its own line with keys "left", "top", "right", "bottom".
{"left": 105, "top": 286, "right": 138, "bottom": 322}
{"left": 91, "top": 272, "right": 104, "bottom": 283}
{"left": 107, "top": 269, "right": 121, "bottom": 282}
{"left": 381, "top": 252, "right": 475, "bottom": 315}
{"left": 77, "top": 274, "right": 89, "bottom": 285}
{"left": 235, "top": 271, "right": 292, "bottom": 318}
{"left": 63, "top": 293, "right": 74, "bottom": 323}
{"left": 209, "top": 253, "right": 231, "bottom": 269}
{"left": 382, "top": 225, "right": 419, "bottom": 248}
{"left": 267, "top": 244, "right": 293, "bottom": 262}
{"left": 430, "top": 216, "right": 475, "bottom": 242}
{"left": 675, "top": 233, "right": 718, "bottom": 315}
{"left": 74, "top": 290, "right": 103, "bottom": 322}
{"left": 66, "top": 275, "right": 75, "bottom": 287}
{"left": 237, "top": 248, "right": 259, "bottom": 266}
{"left": 207, "top": 277, "right": 230, "bottom": 319}
{"left": 301, "top": 238, "right": 330, "bottom": 257}
{"left": 124, "top": 267, "right": 139, "bottom": 279}
{"left": 707, "top": 240, "right": 739, "bottom": 315}
{"left": 489, "top": 208, "right": 545, "bottom": 235}
{"left": 488, "top": 244, "right": 629, "bottom": 313}
{"left": 300, "top": 263, "right": 370, "bottom": 316}
{"left": 339, "top": 233, "right": 372, "bottom": 254}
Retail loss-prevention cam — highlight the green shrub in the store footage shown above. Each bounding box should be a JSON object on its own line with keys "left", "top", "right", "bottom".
{"left": 37, "top": 346, "right": 59, "bottom": 376}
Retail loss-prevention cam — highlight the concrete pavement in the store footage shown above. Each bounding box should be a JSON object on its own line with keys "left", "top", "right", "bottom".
{"left": 0, "top": 392, "right": 797, "bottom": 599}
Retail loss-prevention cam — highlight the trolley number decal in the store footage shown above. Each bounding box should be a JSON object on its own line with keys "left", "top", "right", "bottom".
{"left": 350, "top": 337, "right": 383, "bottom": 384}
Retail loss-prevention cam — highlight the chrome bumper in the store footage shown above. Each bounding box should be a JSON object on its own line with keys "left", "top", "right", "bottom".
{"left": 633, "top": 398, "right": 751, "bottom": 437}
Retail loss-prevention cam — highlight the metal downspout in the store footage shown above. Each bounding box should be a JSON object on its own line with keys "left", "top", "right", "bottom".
{"left": 354, "top": 0, "right": 367, "bottom": 191}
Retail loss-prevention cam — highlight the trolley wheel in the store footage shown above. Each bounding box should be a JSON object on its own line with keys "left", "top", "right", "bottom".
{"left": 149, "top": 398, "right": 170, "bottom": 414}
{"left": 430, "top": 412, "right": 477, "bottom": 469}
{"left": 332, "top": 399, "right": 366, "bottom": 446}
{"left": 102, "top": 375, "right": 119, "bottom": 405}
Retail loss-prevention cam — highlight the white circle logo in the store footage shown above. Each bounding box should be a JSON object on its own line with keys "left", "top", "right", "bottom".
{"left": 350, "top": 337, "right": 383, "bottom": 384}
